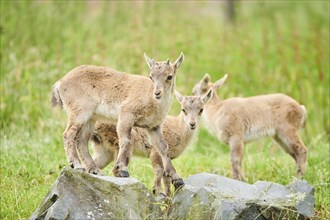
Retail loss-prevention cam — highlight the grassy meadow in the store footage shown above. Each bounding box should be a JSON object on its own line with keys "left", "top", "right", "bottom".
{"left": 1, "top": 1, "right": 329, "bottom": 219}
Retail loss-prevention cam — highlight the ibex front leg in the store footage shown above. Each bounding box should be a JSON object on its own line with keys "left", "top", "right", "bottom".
{"left": 229, "top": 135, "right": 245, "bottom": 181}
{"left": 147, "top": 126, "right": 184, "bottom": 191}
{"left": 113, "top": 115, "right": 134, "bottom": 177}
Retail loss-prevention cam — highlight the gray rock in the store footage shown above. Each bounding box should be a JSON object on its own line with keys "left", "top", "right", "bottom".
{"left": 169, "top": 173, "right": 314, "bottom": 220}
{"left": 31, "top": 170, "right": 315, "bottom": 220}
{"left": 30, "top": 167, "right": 159, "bottom": 220}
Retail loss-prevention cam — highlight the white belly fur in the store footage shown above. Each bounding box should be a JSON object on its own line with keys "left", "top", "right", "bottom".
{"left": 94, "top": 103, "right": 118, "bottom": 122}
{"left": 244, "top": 127, "right": 276, "bottom": 143}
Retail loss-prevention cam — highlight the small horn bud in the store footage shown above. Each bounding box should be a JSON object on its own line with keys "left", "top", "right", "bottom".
{"left": 166, "top": 58, "right": 170, "bottom": 65}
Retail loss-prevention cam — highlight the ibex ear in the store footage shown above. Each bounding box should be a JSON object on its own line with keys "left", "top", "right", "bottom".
{"left": 213, "top": 74, "right": 228, "bottom": 91}
{"left": 201, "top": 73, "right": 210, "bottom": 88}
{"left": 144, "top": 53, "right": 155, "bottom": 69}
{"left": 173, "top": 52, "right": 184, "bottom": 72}
{"left": 175, "top": 90, "right": 184, "bottom": 103}
{"left": 202, "top": 88, "right": 213, "bottom": 104}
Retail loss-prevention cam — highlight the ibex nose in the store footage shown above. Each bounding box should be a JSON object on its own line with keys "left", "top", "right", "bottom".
{"left": 189, "top": 122, "right": 196, "bottom": 129}
{"left": 155, "top": 91, "right": 161, "bottom": 99}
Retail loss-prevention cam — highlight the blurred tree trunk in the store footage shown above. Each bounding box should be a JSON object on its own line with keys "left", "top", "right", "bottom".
{"left": 225, "top": 0, "right": 235, "bottom": 23}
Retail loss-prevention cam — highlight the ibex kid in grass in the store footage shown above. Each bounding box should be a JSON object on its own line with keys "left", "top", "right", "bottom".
{"left": 192, "top": 74, "right": 308, "bottom": 181}
{"left": 51, "top": 53, "right": 185, "bottom": 189}
{"left": 91, "top": 90, "right": 213, "bottom": 196}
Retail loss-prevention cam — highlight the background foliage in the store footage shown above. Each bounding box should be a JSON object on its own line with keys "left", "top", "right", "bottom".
{"left": 1, "top": 1, "right": 329, "bottom": 219}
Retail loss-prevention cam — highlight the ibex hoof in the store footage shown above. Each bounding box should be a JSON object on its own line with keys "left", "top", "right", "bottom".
{"left": 71, "top": 163, "right": 85, "bottom": 172}
{"left": 75, "top": 167, "right": 86, "bottom": 172}
{"left": 159, "top": 192, "right": 167, "bottom": 198}
{"left": 296, "top": 170, "right": 304, "bottom": 180}
{"left": 112, "top": 164, "right": 129, "bottom": 177}
{"left": 238, "top": 176, "right": 246, "bottom": 182}
{"left": 118, "top": 170, "right": 130, "bottom": 178}
{"left": 172, "top": 178, "right": 184, "bottom": 190}
{"left": 155, "top": 192, "right": 169, "bottom": 203}
{"left": 89, "top": 168, "right": 103, "bottom": 176}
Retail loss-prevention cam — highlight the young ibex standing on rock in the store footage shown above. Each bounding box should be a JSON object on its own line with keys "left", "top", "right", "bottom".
{"left": 51, "top": 53, "right": 185, "bottom": 189}
{"left": 193, "top": 74, "right": 308, "bottom": 181}
{"left": 91, "top": 90, "right": 213, "bottom": 196}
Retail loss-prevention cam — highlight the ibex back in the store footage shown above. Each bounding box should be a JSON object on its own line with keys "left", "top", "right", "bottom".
{"left": 51, "top": 53, "right": 185, "bottom": 189}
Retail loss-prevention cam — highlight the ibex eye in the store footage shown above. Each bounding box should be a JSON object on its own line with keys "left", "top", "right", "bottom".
{"left": 199, "top": 109, "right": 204, "bottom": 114}
{"left": 167, "top": 75, "right": 173, "bottom": 80}
{"left": 182, "top": 109, "right": 186, "bottom": 113}
{"left": 149, "top": 76, "right": 153, "bottom": 81}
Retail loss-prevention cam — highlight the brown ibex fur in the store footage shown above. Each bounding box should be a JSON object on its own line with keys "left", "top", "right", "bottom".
{"left": 91, "top": 90, "right": 212, "bottom": 196}
{"left": 192, "top": 74, "right": 308, "bottom": 180}
{"left": 51, "top": 53, "right": 185, "bottom": 189}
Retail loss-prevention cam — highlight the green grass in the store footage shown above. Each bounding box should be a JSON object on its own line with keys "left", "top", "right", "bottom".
{"left": 1, "top": 1, "right": 329, "bottom": 219}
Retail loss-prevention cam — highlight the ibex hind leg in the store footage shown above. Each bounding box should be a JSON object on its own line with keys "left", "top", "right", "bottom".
{"left": 274, "top": 135, "right": 297, "bottom": 160}
{"left": 163, "top": 175, "right": 172, "bottom": 197}
{"left": 63, "top": 119, "right": 84, "bottom": 171}
{"left": 76, "top": 121, "right": 103, "bottom": 175}
{"left": 150, "top": 150, "right": 167, "bottom": 196}
{"left": 152, "top": 164, "right": 164, "bottom": 195}
{"left": 275, "top": 130, "right": 307, "bottom": 178}
{"left": 150, "top": 149, "right": 176, "bottom": 197}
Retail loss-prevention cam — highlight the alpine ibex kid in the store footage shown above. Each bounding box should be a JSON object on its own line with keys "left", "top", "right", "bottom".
{"left": 51, "top": 53, "right": 185, "bottom": 189}
{"left": 192, "top": 74, "right": 308, "bottom": 180}
{"left": 91, "top": 90, "right": 213, "bottom": 196}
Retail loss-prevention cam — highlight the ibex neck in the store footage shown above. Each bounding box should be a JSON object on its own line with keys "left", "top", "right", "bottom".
{"left": 177, "top": 112, "right": 196, "bottom": 138}
{"left": 204, "top": 92, "right": 223, "bottom": 123}
{"left": 208, "top": 91, "right": 222, "bottom": 106}
{"left": 162, "top": 80, "right": 176, "bottom": 111}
